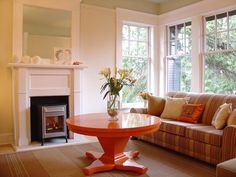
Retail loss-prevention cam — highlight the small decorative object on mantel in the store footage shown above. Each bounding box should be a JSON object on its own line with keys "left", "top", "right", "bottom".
{"left": 73, "top": 60, "right": 83, "bottom": 65}
{"left": 12, "top": 55, "right": 21, "bottom": 63}
{"left": 31, "top": 56, "right": 41, "bottom": 64}
{"left": 54, "top": 48, "right": 72, "bottom": 64}
{"left": 100, "top": 67, "right": 136, "bottom": 120}
{"left": 21, "top": 55, "right": 31, "bottom": 64}
{"left": 138, "top": 91, "right": 152, "bottom": 108}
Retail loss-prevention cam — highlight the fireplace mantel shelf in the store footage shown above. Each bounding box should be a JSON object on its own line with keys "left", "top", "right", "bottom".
{"left": 8, "top": 63, "right": 87, "bottom": 69}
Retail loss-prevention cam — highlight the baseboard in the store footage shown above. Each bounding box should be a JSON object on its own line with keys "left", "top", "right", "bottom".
{"left": 0, "top": 133, "right": 14, "bottom": 145}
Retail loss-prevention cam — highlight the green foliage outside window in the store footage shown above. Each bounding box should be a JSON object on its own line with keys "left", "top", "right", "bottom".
{"left": 204, "top": 52, "right": 236, "bottom": 94}
{"left": 204, "top": 10, "right": 236, "bottom": 94}
{"left": 167, "top": 22, "right": 192, "bottom": 92}
{"left": 122, "top": 24, "right": 150, "bottom": 104}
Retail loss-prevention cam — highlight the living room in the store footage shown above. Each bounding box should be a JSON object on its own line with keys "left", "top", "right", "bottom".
{"left": 0, "top": 0, "right": 236, "bottom": 176}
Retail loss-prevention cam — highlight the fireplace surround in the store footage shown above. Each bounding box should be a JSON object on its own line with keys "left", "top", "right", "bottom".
{"left": 9, "top": 63, "right": 86, "bottom": 149}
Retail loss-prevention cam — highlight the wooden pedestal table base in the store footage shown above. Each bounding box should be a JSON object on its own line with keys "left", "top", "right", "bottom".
{"left": 83, "top": 137, "right": 147, "bottom": 176}
{"left": 66, "top": 113, "right": 161, "bottom": 176}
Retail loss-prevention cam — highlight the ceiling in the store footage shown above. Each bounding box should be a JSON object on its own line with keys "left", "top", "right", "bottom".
{"left": 147, "top": 0, "right": 171, "bottom": 3}
{"left": 81, "top": 0, "right": 202, "bottom": 15}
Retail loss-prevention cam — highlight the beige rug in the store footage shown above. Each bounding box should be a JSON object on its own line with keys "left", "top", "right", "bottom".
{"left": 0, "top": 140, "right": 216, "bottom": 177}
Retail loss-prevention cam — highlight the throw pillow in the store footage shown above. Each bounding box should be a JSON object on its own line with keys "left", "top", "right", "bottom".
{"left": 160, "top": 97, "right": 189, "bottom": 120}
{"left": 178, "top": 104, "right": 205, "bottom": 123}
{"left": 147, "top": 95, "right": 165, "bottom": 116}
{"left": 211, "top": 103, "right": 232, "bottom": 129}
{"left": 227, "top": 108, "right": 236, "bottom": 126}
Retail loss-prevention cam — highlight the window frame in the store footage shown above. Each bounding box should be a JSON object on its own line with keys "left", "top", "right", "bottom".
{"left": 203, "top": 9, "right": 236, "bottom": 93}
{"left": 121, "top": 22, "right": 152, "bottom": 108}
{"left": 166, "top": 21, "right": 192, "bottom": 92}
{"left": 204, "top": 10, "right": 236, "bottom": 53}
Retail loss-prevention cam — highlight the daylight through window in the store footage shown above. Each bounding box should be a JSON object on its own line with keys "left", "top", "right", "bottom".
{"left": 167, "top": 22, "right": 192, "bottom": 92}
{"left": 121, "top": 23, "right": 151, "bottom": 105}
{"left": 204, "top": 9, "right": 236, "bottom": 94}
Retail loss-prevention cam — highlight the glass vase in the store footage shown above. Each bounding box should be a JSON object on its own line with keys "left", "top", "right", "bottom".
{"left": 143, "top": 100, "right": 148, "bottom": 108}
{"left": 107, "top": 95, "right": 120, "bottom": 120}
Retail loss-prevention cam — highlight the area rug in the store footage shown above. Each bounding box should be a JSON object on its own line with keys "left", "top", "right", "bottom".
{"left": 0, "top": 140, "right": 215, "bottom": 177}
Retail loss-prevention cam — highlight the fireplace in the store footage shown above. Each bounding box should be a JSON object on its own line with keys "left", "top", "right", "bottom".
{"left": 9, "top": 64, "right": 85, "bottom": 147}
{"left": 30, "top": 96, "right": 69, "bottom": 145}
{"left": 40, "top": 105, "right": 67, "bottom": 145}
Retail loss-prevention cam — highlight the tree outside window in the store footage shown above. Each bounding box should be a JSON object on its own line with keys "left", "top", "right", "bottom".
{"left": 167, "top": 22, "right": 192, "bottom": 92}
{"left": 121, "top": 24, "right": 151, "bottom": 105}
{"left": 204, "top": 10, "right": 236, "bottom": 94}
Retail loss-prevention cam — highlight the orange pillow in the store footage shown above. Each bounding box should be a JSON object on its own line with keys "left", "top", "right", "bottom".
{"left": 178, "top": 104, "right": 205, "bottom": 123}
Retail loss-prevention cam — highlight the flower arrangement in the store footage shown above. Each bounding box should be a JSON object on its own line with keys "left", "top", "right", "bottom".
{"left": 100, "top": 67, "right": 136, "bottom": 118}
{"left": 138, "top": 91, "right": 151, "bottom": 100}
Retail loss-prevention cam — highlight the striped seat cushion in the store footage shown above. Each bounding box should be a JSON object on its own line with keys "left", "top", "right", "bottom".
{"left": 186, "top": 125, "right": 223, "bottom": 147}
{"left": 160, "top": 118, "right": 197, "bottom": 136}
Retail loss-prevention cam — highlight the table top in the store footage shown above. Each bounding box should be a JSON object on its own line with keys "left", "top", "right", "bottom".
{"left": 66, "top": 113, "right": 161, "bottom": 137}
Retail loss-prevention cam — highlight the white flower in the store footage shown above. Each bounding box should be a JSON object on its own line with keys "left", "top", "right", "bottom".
{"left": 99, "top": 68, "right": 111, "bottom": 77}
{"left": 118, "top": 68, "right": 131, "bottom": 79}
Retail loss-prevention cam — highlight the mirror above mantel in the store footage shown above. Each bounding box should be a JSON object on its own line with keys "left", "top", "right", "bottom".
{"left": 13, "top": 0, "right": 81, "bottom": 64}
{"left": 23, "top": 5, "right": 72, "bottom": 60}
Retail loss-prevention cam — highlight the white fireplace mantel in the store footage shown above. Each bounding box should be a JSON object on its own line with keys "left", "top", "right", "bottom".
{"left": 9, "top": 63, "right": 86, "bottom": 148}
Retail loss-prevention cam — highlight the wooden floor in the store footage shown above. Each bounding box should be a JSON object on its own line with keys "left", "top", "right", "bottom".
{"left": 0, "top": 144, "right": 14, "bottom": 154}
{"left": 0, "top": 134, "right": 97, "bottom": 153}
{"left": 0, "top": 140, "right": 216, "bottom": 177}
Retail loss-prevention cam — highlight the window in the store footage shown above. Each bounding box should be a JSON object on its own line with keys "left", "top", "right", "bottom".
{"left": 167, "top": 22, "right": 192, "bottom": 92}
{"left": 204, "top": 10, "right": 236, "bottom": 94}
{"left": 121, "top": 23, "right": 151, "bottom": 106}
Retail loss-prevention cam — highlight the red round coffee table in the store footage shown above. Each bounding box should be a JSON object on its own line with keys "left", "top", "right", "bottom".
{"left": 66, "top": 112, "right": 161, "bottom": 175}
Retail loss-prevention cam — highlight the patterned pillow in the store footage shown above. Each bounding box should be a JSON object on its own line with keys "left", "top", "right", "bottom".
{"left": 211, "top": 103, "right": 232, "bottom": 129}
{"left": 160, "top": 97, "right": 189, "bottom": 120}
{"left": 178, "top": 104, "right": 205, "bottom": 123}
{"left": 227, "top": 108, "right": 236, "bottom": 126}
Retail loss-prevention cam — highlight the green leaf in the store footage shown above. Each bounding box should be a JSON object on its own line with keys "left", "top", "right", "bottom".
{"left": 103, "top": 91, "right": 110, "bottom": 100}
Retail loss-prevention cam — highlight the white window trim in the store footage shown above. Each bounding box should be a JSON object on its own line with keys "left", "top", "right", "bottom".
{"left": 158, "top": 1, "right": 236, "bottom": 95}
{"left": 166, "top": 21, "right": 192, "bottom": 92}
{"left": 202, "top": 8, "right": 236, "bottom": 93}
{"left": 116, "top": 8, "right": 158, "bottom": 108}
{"left": 204, "top": 10, "right": 236, "bottom": 53}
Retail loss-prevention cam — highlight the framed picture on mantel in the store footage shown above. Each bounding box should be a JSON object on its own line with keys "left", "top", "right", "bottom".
{"left": 54, "top": 48, "right": 72, "bottom": 64}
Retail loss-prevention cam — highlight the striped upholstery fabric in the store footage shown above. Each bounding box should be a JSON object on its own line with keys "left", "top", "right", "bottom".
{"left": 167, "top": 92, "right": 236, "bottom": 125}
{"left": 160, "top": 118, "right": 197, "bottom": 136}
{"left": 132, "top": 92, "right": 236, "bottom": 165}
{"left": 139, "top": 131, "right": 222, "bottom": 165}
{"left": 222, "top": 125, "right": 236, "bottom": 161}
{"left": 186, "top": 125, "right": 223, "bottom": 147}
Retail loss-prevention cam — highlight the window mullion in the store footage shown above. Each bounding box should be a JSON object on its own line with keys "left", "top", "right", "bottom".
{"left": 215, "top": 15, "right": 217, "bottom": 51}
{"left": 227, "top": 12, "right": 230, "bottom": 49}
{"left": 175, "top": 25, "right": 177, "bottom": 55}
{"left": 184, "top": 23, "right": 186, "bottom": 54}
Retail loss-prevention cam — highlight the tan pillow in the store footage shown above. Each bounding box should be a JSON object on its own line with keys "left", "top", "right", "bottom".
{"left": 227, "top": 108, "right": 236, "bottom": 125}
{"left": 211, "top": 103, "right": 232, "bottom": 129}
{"left": 147, "top": 95, "right": 165, "bottom": 116}
{"left": 160, "top": 97, "right": 189, "bottom": 119}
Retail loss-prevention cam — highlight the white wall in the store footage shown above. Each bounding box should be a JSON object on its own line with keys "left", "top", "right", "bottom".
{"left": 80, "top": 0, "right": 236, "bottom": 113}
{"left": 80, "top": 5, "right": 116, "bottom": 113}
